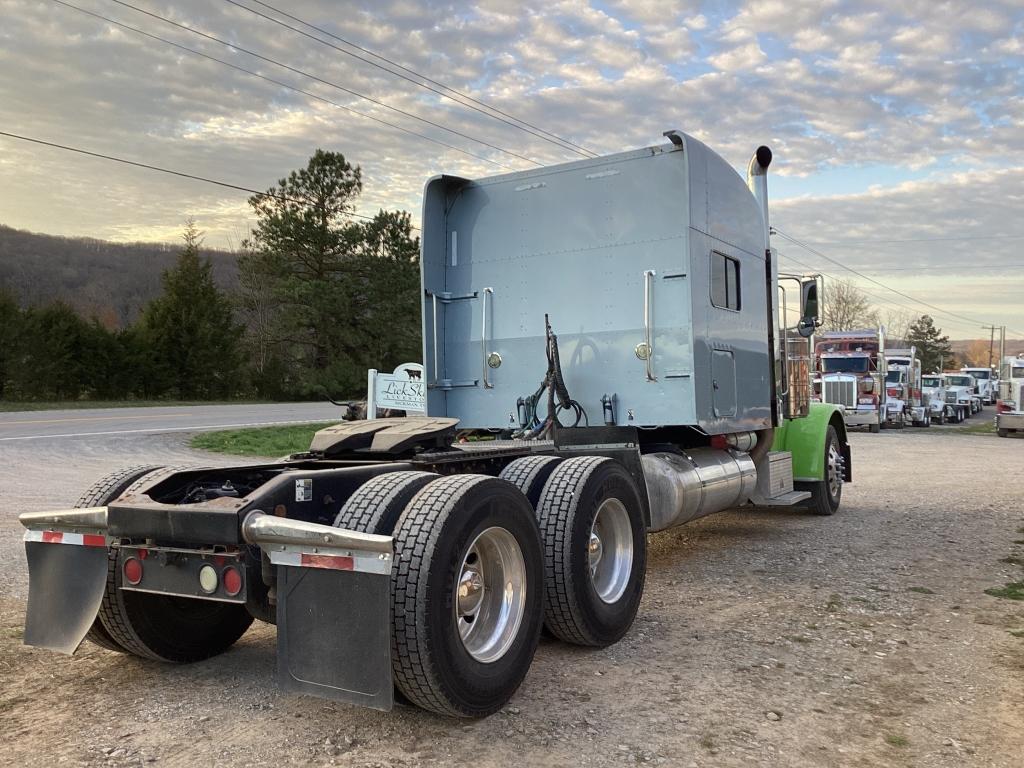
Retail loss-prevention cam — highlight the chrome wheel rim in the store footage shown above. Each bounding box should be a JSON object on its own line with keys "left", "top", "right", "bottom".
{"left": 454, "top": 526, "right": 526, "bottom": 663}
{"left": 589, "top": 498, "right": 633, "bottom": 604}
{"left": 826, "top": 442, "right": 843, "bottom": 498}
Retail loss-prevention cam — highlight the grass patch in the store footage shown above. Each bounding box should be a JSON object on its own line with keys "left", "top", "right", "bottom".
{"left": 1009, "top": 630, "right": 1024, "bottom": 638}
{"left": 951, "top": 419, "right": 996, "bottom": 436}
{"left": 1001, "top": 555, "right": 1024, "bottom": 567}
{"left": 698, "top": 734, "right": 716, "bottom": 751}
{"left": 191, "top": 422, "right": 337, "bottom": 457}
{"left": 907, "top": 586, "right": 935, "bottom": 595}
{"left": 884, "top": 733, "right": 909, "bottom": 748}
{"left": 0, "top": 399, "right": 267, "bottom": 412}
{"left": 985, "top": 582, "right": 1024, "bottom": 601}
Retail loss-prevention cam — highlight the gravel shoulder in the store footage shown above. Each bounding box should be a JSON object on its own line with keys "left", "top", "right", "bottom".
{"left": 2, "top": 428, "right": 1023, "bottom": 767}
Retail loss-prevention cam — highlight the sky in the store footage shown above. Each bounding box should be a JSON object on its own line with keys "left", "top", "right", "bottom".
{"left": 1, "top": 0, "right": 1022, "bottom": 339}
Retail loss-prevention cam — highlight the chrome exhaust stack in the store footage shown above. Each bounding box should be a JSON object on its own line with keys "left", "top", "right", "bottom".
{"left": 746, "top": 145, "right": 773, "bottom": 252}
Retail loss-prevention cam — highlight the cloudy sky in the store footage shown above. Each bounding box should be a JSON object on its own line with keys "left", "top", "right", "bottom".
{"left": 1, "top": 0, "right": 1022, "bottom": 338}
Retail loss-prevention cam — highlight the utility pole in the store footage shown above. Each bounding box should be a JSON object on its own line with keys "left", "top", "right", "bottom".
{"left": 982, "top": 324, "right": 999, "bottom": 368}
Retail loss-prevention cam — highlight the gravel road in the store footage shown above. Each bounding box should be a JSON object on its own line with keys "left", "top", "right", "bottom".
{"left": 0, "top": 402, "right": 342, "bottom": 599}
{"left": 2, "top": 423, "right": 1022, "bottom": 767}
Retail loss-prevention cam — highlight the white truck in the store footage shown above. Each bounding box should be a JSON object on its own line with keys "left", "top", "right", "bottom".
{"left": 961, "top": 366, "right": 997, "bottom": 405}
{"left": 996, "top": 354, "right": 1024, "bottom": 437}
{"left": 885, "top": 348, "right": 931, "bottom": 427}
{"left": 942, "top": 373, "right": 979, "bottom": 420}
{"left": 920, "top": 374, "right": 955, "bottom": 424}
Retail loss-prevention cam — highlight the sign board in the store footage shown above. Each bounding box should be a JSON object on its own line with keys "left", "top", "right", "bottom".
{"left": 367, "top": 363, "right": 425, "bottom": 418}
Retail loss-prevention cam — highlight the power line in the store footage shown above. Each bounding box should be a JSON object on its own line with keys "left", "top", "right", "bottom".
{"left": 0, "top": 130, "right": 419, "bottom": 229}
{"left": 224, "top": 0, "right": 598, "bottom": 160}
{"left": 776, "top": 248, "right": 1024, "bottom": 339}
{"left": 107, "top": 0, "right": 542, "bottom": 166}
{"left": 772, "top": 227, "right": 997, "bottom": 327}
{"left": 52, "top": 0, "right": 509, "bottom": 170}
{"left": 797, "top": 234, "right": 1024, "bottom": 247}
{"left": 857, "top": 263, "right": 1024, "bottom": 272}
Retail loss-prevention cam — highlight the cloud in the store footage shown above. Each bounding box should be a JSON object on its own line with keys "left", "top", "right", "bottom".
{"left": 0, "top": 0, "right": 1021, "bottom": 331}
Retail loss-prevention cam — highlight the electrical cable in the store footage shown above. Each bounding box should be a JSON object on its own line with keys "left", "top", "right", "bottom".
{"left": 773, "top": 227, "right": 1001, "bottom": 328}
{"left": 0, "top": 129, "right": 420, "bottom": 228}
{"left": 51, "top": 0, "right": 508, "bottom": 172}
{"left": 223, "top": 0, "right": 599, "bottom": 159}
{"left": 107, "top": 0, "right": 541, "bottom": 166}
{"left": 512, "top": 315, "right": 587, "bottom": 439}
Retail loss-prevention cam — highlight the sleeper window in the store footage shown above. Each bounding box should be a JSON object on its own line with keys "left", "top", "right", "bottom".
{"left": 711, "top": 252, "right": 740, "bottom": 311}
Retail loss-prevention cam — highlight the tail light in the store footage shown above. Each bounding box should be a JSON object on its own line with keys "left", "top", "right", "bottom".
{"left": 886, "top": 387, "right": 899, "bottom": 398}
{"left": 222, "top": 566, "right": 243, "bottom": 597}
{"left": 123, "top": 557, "right": 143, "bottom": 586}
{"left": 997, "top": 400, "right": 1015, "bottom": 413}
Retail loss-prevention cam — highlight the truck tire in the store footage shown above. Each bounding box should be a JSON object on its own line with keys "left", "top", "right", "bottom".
{"left": 869, "top": 421, "right": 880, "bottom": 433}
{"left": 804, "top": 425, "right": 843, "bottom": 516}
{"left": 937, "top": 411, "right": 945, "bottom": 425}
{"left": 333, "top": 471, "right": 438, "bottom": 534}
{"left": 997, "top": 428, "right": 1009, "bottom": 438}
{"left": 76, "top": 465, "right": 164, "bottom": 653}
{"left": 534, "top": 457, "right": 646, "bottom": 647}
{"left": 390, "top": 475, "right": 544, "bottom": 718}
{"left": 498, "top": 455, "right": 563, "bottom": 508}
{"left": 83, "top": 471, "right": 252, "bottom": 663}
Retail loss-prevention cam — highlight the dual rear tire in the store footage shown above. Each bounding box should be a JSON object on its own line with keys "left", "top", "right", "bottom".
{"left": 337, "top": 457, "right": 647, "bottom": 717}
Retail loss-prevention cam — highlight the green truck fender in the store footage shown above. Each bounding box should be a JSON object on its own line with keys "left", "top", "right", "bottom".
{"left": 771, "top": 403, "right": 852, "bottom": 483}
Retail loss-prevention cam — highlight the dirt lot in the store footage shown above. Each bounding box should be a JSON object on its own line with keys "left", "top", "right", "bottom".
{"left": 2, "top": 426, "right": 1023, "bottom": 767}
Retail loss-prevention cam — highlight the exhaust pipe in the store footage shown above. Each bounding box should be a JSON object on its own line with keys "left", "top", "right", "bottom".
{"left": 746, "top": 145, "right": 773, "bottom": 251}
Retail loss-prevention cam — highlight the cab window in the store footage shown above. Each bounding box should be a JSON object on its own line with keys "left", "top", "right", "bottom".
{"left": 711, "top": 252, "right": 740, "bottom": 311}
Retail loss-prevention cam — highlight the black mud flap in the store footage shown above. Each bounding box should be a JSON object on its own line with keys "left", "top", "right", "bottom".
{"left": 23, "top": 541, "right": 108, "bottom": 654}
{"left": 276, "top": 565, "right": 393, "bottom": 711}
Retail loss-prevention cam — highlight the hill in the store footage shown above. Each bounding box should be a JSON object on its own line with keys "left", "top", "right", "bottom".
{"left": 0, "top": 224, "right": 238, "bottom": 327}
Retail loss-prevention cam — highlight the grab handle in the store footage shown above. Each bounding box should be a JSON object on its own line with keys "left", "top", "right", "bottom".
{"left": 643, "top": 270, "right": 656, "bottom": 381}
{"left": 482, "top": 287, "right": 494, "bottom": 389}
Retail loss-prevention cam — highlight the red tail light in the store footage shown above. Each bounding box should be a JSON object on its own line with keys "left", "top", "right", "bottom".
{"left": 222, "top": 566, "right": 243, "bottom": 597}
{"left": 123, "top": 557, "right": 143, "bottom": 585}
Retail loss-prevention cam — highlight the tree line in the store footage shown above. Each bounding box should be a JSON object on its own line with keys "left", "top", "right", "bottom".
{"left": 0, "top": 151, "right": 421, "bottom": 403}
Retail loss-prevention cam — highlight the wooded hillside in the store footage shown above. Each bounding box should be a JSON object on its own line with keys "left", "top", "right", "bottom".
{"left": 0, "top": 224, "right": 237, "bottom": 327}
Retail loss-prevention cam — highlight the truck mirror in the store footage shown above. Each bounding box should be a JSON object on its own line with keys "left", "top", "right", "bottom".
{"left": 799, "top": 280, "right": 820, "bottom": 328}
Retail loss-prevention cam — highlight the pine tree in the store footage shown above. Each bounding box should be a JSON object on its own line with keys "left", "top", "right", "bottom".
{"left": 906, "top": 314, "right": 953, "bottom": 373}
{"left": 241, "top": 151, "right": 420, "bottom": 398}
{"left": 139, "top": 221, "right": 243, "bottom": 398}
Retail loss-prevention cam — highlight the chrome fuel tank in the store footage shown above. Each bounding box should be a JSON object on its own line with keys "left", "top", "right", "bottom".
{"left": 642, "top": 449, "right": 757, "bottom": 532}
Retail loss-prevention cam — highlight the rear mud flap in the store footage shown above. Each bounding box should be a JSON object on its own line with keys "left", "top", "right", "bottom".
{"left": 276, "top": 564, "right": 393, "bottom": 711}
{"left": 24, "top": 541, "right": 108, "bottom": 654}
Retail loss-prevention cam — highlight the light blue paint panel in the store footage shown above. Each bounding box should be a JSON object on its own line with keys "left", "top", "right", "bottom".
{"left": 421, "top": 134, "right": 773, "bottom": 433}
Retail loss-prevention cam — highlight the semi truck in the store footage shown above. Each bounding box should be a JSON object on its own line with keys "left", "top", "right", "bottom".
{"left": 921, "top": 374, "right": 955, "bottom": 424}
{"left": 961, "top": 366, "right": 997, "bottom": 405}
{"left": 814, "top": 329, "right": 887, "bottom": 432}
{"left": 996, "top": 354, "right": 1024, "bottom": 437}
{"left": 885, "top": 347, "right": 930, "bottom": 427}
{"left": 20, "top": 131, "right": 851, "bottom": 718}
{"left": 943, "top": 372, "right": 981, "bottom": 418}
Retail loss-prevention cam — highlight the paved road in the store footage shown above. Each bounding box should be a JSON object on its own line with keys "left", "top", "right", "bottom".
{"left": 0, "top": 402, "right": 343, "bottom": 441}
{"left": 0, "top": 402, "right": 345, "bottom": 598}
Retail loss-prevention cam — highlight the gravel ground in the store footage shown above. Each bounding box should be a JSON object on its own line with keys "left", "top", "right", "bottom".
{"left": 2, "top": 425, "right": 1023, "bottom": 767}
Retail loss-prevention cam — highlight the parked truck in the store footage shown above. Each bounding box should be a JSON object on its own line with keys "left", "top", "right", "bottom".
{"left": 19, "top": 132, "right": 851, "bottom": 718}
{"left": 814, "top": 329, "right": 887, "bottom": 432}
{"left": 943, "top": 372, "right": 981, "bottom": 418}
{"left": 885, "top": 348, "right": 931, "bottom": 427}
{"left": 920, "top": 373, "right": 955, "bottom": 424}
{"left": 996, "top": 354, "right": 1024, "bottom": 437}
{"left": 961, "top": 366, "right": 997, "bottom": 405}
